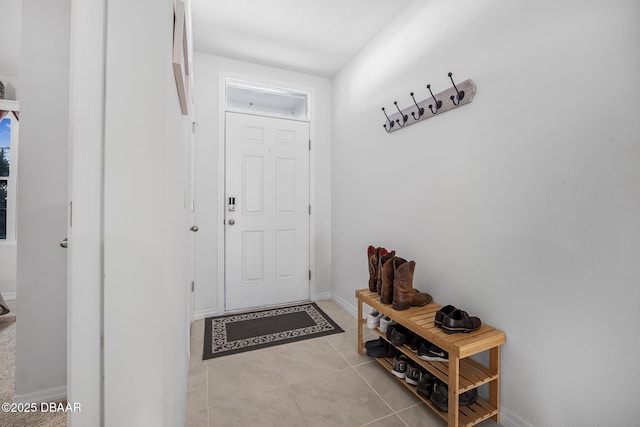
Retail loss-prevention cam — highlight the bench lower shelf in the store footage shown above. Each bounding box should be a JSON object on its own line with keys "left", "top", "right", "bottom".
{"left": 374, "top": 356, "right": 498, "bottom": 427}
{"left": 371, "top": 329, "right": 498, "bottom": 393}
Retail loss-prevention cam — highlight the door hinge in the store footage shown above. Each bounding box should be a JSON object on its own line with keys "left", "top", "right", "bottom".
{"left": 309, "top": 205, "right": 311, "bottom": 215}
{"left": 309, "top": 270, "right": 312, "bottom": 280}
{"left": 69, "top": 201, "right": 73, "bottom": 227}
{"left": 191, "top": 201, "right": 195, "bottom": 212}
{"left": 191, "top": 281, "right": 195, "bottom": 292}
{"left": 308, "top": 139, "right": 311, "bottom": 151}
{"left": 192, "top": 122, "right": 197, "bottom": 133}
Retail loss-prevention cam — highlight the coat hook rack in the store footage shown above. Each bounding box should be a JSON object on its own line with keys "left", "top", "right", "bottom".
{"left": 380, "top": 72, "right": 476, "bottom": 133}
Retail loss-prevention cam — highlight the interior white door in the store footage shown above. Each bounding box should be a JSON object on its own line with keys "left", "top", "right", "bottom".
{"left": 225, "top": 112, "right": 310, "bottom": 311}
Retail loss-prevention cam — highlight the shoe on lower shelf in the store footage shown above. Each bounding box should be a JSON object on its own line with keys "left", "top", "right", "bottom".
{"left": 430, "top": 380, "right": 478, "bottom": 412}
{"left": 416, "top": 370, "right": 436, "bottom": 399}
{"left": 364, "top": 337, "right": 386, "bottom": 350}
{"left": 386, "top": 325, "right": 409, "bottom": 347}
{"left": 366, "top": 310, "right": 383, "bottom": 329}
{"left": 409, "top": 335, "right": 421, "bottom": 353}
{"left": 391, "top": 354, "right": 409, "bottom": 379}
{"left": 417, "top": 341, "right": 449, "bottom": 362}
{"left": 366, "top": 342, "right": 397, "bottom": 358}
{"left": 405, "top": 362, "right": 420, "bottom": 386}
{"left": 378, "top": 315, "right": 396, "bottom": 334}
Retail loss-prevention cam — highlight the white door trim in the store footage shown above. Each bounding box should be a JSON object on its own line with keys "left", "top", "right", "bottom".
{"left": 67, "top": 0, "right": 106, "bottom": 425}
{"left": 216, "top": 70, "right": 318, "bottom": 314}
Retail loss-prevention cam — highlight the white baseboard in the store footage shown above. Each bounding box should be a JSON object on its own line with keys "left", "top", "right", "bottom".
{"left": 312, "top": 292, "right": 331, "bottom": 301}
{"left": 14, "top": 385, "right": 67, "bottom": 404}
{"left": 193, "top": 307, "right": 219, "bottom": 321}
{"left": 330, "top": 292, "right": 358, "bottom": 319}
{"left": 499, "top": 406, "right": 534, "bottom": 427}
{"left": 2, "top": 292, "right": 16, "bottom": 301}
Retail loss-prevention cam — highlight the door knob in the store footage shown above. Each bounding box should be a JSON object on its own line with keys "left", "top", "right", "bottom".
{"left": 228, "top": 219, "right": 235, "bottom": 225}
{"left": 60, "top": 238, "right": 68, "bottom": 248}
{"left": 190, "top": 225, "right": 199, "bottom": 232}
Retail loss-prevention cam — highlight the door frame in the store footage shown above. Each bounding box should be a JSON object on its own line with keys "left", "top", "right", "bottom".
{"left": 216, "top": 71, "right": 318, "bottom": 314}
{"left": 67, "top": 0, "right": 106, "bottom": 424}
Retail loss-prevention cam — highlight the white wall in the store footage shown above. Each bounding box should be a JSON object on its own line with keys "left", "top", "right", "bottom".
{"left": 102, "top": 0, "right": 191, "bottom": 425}
{"left": 0, "top": 74, "right": 20, "bottom": 100}
{"left": 192, "top": 52, "right": 332, "bottom": 317}
{"left": 15, "top": 0, "right": 70, "bottom": 402}
{"left": 332, "top": 1, "right": 640, "bottom": 426}
{"left": 0, "top": 0, "right": 21, "bottom": 78}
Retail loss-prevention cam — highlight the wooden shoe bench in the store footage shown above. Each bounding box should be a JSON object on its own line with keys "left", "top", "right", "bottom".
{"left": 356, "top": 289, "right": 506, "bottom": 427}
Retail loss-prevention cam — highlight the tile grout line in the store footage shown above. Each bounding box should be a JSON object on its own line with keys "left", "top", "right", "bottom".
{"left": 205, "top": 361, "right": 210, "bottom": 427}
{"left": 351, "top": 359, "right": 397, "bottom": 417}
{"left": 351, "top": 324, "right": 413, "bottom": 427}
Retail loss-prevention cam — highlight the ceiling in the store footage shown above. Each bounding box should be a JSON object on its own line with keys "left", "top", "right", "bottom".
{"left": 190, "top": 0, "right": 413, "bottom": 78}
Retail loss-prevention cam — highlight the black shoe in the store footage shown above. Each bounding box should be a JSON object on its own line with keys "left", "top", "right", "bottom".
{"left": 416, "top": 370, "right": 436, "bottom": 398}
{"left": 405, "top": 362, "right": 421, "bottom": 386}
{"left": 386, "top": 325, "right": 408, "bottom": 347}
{"left": 409, "top": 335, "right": 421, "bottom": 353}
{"left": 417, "top": 341, "right": 449, "bottom": 362}
{"left": 434, "top": 304, "right": 456, "bottom": 327}
{"left": 364, "top": 337, "right": 386, "bottom": 350}
{"left": 440, "top": 309, "right": 481, "bottom": 334}
{"left": 391, "top": 354, "right": 409, "bottom": 379}
{"left": 430, "top": 380, "right": 478, "bottom": 412}
{"left": 366, "top": 342, "right": 397, "bottom": 358}
{"left": 460, "top": 387, "right": 478, "bottom": 406}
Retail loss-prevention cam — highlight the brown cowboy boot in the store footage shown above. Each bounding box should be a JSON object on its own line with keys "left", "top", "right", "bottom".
{"left": 367, "top": 246, "right": 377, "bottom": 292}
{"left": 380, "top": 255, "right": 396, "bottom": 304}
{"left": 392, "top": 257, "right": 432, "bottom": 311}
{"left": 367, "top": 246, "right": 378, "bottom": 292}
{"left": 368, "top": 246, "right": 388, "bottom": 293}
{"left": 377, "top": 250, "right": 395, "bottom": 295}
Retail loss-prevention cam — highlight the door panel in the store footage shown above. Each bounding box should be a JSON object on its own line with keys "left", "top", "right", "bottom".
{"left": 225, "top": 112, "right": 310, "bottom": 311}
{"left": 242, "top": 155, "right": 264, "bottom": 214}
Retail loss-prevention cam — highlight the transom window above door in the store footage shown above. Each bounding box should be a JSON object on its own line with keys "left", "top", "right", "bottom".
{"left": 225, "top": 79, "right": 309, "bottom": 121}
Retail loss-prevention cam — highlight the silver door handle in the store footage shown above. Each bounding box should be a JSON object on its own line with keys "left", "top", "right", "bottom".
{"left": 60, "top": 238, "right": 68, "bottom": 248}
{"left": 190, "top": 225, "right": 199, "bottom": 232}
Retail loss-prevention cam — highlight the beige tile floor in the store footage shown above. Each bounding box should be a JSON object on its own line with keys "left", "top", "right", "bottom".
{"left": 186, "top": 300, "right": 499, "bottom": 427}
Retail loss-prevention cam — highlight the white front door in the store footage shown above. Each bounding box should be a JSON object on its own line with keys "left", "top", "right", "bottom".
{"left": 225, "top": 112, "right": 310, "bottom": 311}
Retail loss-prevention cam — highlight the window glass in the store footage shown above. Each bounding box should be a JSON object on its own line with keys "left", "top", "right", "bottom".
{"left": 226, "top": 79, "right": 309, "bottom": 121}
{"left": 0, "top": 118, "right": 9, "bottom": 177}
{"left": 0, "top": 180, "right": 6, "bottom": 239}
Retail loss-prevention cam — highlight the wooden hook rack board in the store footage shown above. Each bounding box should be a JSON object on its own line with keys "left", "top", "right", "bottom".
{"left": 384, "top": 79, "right": 476, "bottom": 133}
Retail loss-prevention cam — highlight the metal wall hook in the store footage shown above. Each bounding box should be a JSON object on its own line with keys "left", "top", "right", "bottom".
{"left": 426, "top": 84, "right": 442, "bottom": 114}
{"left": 448, "top": 72, "right": 465, "bottom": 105}
{"left": 394, "top": 101, "right": 408, "bottom": 127}
{"left": 381, "top": 107, "right": 394, "bottom": 132}
{"left": 410, "top": 92, "right": 424, "bottom": 121}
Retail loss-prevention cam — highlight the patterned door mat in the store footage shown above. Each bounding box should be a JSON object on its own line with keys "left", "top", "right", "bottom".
{"left": 203, "top": 303, "right": 344, "bottom": 360}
